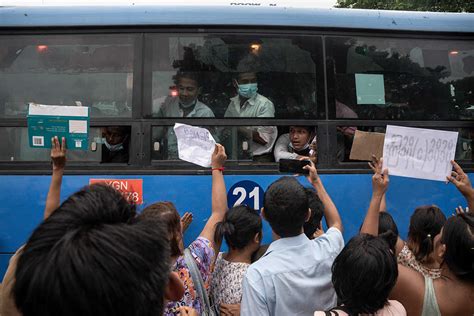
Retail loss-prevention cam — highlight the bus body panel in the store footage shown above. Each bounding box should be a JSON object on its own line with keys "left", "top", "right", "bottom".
{"left": 1, "top": 172, "right": 472, "bottom": 277}
{"left": 0, "top": 6, "right": 473, "bottom": 33}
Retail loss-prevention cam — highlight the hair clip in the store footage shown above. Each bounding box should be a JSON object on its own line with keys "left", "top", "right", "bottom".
{"left": 427, "top": 234, "right": 432, "bottom": 238}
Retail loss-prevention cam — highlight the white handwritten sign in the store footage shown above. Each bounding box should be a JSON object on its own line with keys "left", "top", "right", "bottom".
{"left": 383, "top": 125, "right": 458, "bottom": 181}
{"left": 174, "top": 123, "right": 216, "bottom": 167}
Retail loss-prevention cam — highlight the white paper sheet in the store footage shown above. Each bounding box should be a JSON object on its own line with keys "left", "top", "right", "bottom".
{"left": 383, "top": 125, "right": 458, "bottom": 181}
{"left": 174, "top": 123, "right": 216, "bottom": 167}
{"left": 69, "top": 120, "right": 88, "bottom": 133}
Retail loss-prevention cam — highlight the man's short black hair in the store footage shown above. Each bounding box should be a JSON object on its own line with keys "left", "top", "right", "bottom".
{"left": 14, "top": 184, "right": 171, "bottom": 316}
{"left": 173, "top": 71, "right": 202, "bottom": 87}
{"left": 264, "top": 176, "right": 309, "bottom": 237}
{"left": 303, "top": 187, "right": 324, "bottom": 238}
{"left": 332, "top": 234, "right": 398, "bottom": 315}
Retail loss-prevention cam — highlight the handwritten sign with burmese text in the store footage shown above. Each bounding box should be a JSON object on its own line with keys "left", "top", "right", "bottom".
{"left": 382, "top": 125, "right": 458, "bottom": 182}
{"left": 174, "top": 123, "right": 216, "bottom": 168}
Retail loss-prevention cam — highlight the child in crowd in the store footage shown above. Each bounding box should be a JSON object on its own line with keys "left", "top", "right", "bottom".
{"left": 210, "top": 205, "right": 262, "bottom": 313}
{"left": 139, "top": 144, "right": 228, "bottom": 316}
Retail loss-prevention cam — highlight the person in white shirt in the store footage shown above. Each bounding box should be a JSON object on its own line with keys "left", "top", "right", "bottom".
{"left": 274, "top": 125, "right": 316, "bottom": 162}
{"left": 223, "top": 71, "right": 277, "bottom": 162}
{"left": 240, "top": 162, "right": 344, "bottom": 316}
{"left": 153, "top": 72, "right": 215, "bottom": 159}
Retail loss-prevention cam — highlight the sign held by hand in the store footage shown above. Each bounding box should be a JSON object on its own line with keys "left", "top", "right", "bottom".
{"left": 174, "top": 123, "right": 216, "bottom": 167}
{"left": 383, "top": 125, "right": 458, "bottom": 182}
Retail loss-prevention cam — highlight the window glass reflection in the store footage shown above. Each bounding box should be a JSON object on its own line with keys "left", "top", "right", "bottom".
{"left": 0, "top": 35, "right": 135, "bottom": 118}
{"left": 151, "top": 35, "right": 323, "bottom": 119}
{"left": 327, "top": 37, "right": 474, "bottom": 120}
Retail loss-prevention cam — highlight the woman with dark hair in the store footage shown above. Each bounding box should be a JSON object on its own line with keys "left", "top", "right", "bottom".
{"left": 140, "top": 144, "right": 228, "bottom": 316}
{"left": 391, "top": 213, "right": 474, "bottom": 315}
{"left": 210, "top": 205, "right": 262, "bottom": 312}
{"left": 314, "top": 234, "right": 406, "bottom": 316}
{"left": 362, "top": 159, "right": 474, "bottom": 315}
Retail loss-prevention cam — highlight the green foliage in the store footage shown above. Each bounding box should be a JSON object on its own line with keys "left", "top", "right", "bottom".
{"left": 335, "top": 0, "right": 474, "bottom": 13}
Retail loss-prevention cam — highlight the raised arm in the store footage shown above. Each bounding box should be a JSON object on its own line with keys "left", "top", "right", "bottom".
{"left": 360, "top": 158, "right": 389, "bottom": 236}
{"left": 44, "top": 136, "right": 66, "bottom": 220}
{"left": 447, "top": 160, "right": 474, "bottom": 212}
{"left": 304, "top": 161, "right": 343, "bottom": 232}
{"left": 199, "top": 144, "right": 228, "bottom": 256}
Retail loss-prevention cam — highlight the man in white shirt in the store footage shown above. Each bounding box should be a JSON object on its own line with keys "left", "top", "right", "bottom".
{"left": 241, "top": 162, "right": 344, "bottom": 316}
{"left": 154, "top": 72, "right": 215, "bottom": 159}
{"left": 224, "top": 71, "right": 277, "bottom": 162}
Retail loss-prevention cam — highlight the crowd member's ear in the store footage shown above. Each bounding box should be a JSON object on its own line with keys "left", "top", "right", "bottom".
{"left": 165, "top": 271, "right": 185, "bottom": 301}
{"left": 261, "top": 208, "right": 267, "bottom": 221}
{"left": 437, "top": 244, "right": 447, "bottom": 261}
{"left": 305, "top": 208, "right": 311, "bottom": 222}
{"left": 254, "top": 231, "right": 262, "bottom": 244}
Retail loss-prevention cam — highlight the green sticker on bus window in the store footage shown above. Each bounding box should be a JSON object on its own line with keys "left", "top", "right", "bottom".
{"left": 355, "top": 74, "right": 386, "bottom": 105}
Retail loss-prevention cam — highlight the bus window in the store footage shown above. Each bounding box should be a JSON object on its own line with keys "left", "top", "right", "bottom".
{"left": 150, "top": 34, "right": 324, "bottom": 119}
{"left": 326, "top": 37, "right": 474, "bottom": 121}
{"left": 100, "top": 126, "right": 131, "bottom": 164}
{"left": 151, "top": 125, "right": 284, "bottom": 162}
{"left": 337, "top": 126, "right": 473, "bottom": 163}
{"left": 151, "top": 125, "right": 317, "bottom": 163}
{"left": 0, "top": 127, "right": 103, "bottom": 162}
{"left": 0, "top": 35, "right": 135, "bottom": 118}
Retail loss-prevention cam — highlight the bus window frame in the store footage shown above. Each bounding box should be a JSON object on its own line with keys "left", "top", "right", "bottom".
{"left": 0, "top": 26, "right": 471, "bottom": 174}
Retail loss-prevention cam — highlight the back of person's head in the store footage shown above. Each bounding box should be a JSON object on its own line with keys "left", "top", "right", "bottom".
{"left": 440, "top": 213, "right": 474, "bottom": 283}
{"left": 408, "top": 205, "right": 447, "bottom": 262}
{"left": 332, "top": 234, "right": 398, "bottom": 315}
{"left": 14, "top": 184, "right": 172, "bottom": 316}
{"left": 214, "top": 205, "right": 262, "bottom": 250}
{"left": 303, "top": 187, "right": 324, "bottom": 239}
{"left": 263, "top": 176, "right": 309, "bottom": 237}
{"left": 378, "top": 212, "right": 399, "bottom": 252}
{"left": 141, "top": 201, "right": 182, "bottom": 257}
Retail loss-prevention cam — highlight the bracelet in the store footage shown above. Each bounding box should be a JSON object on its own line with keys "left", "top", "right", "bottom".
{"left": 211, "top": 167, "right": 225, "bottom": 172}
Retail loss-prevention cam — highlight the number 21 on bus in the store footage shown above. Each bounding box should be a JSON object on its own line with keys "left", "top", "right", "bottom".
{"left": 227, "top": 180, "right": 264, "bottom": 210}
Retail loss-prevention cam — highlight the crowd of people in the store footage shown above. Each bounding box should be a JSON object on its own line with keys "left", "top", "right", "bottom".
{"left": 0, "top": 137, "right": 473, "bottom": 316}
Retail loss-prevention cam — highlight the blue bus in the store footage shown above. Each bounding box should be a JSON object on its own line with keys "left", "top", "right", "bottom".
{"left": 0, "top": 5, "right": 473, "bottom": 278}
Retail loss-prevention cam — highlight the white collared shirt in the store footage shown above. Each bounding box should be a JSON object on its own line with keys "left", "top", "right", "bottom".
{"left": 156, "top": 97, "right": 215, "bottom": 118}
{"left": 241, "top": 228, "right": 344, "bottom": 316}
{"left": 224, "top": 94, "right": 277, "bottom": 156}
{"left": 154, "top": 97, "right": 215, "bottom": 158}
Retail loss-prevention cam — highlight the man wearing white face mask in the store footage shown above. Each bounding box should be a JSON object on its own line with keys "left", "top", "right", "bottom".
{"left": 224, "top": 71, "right": 277, "bottom": 162}
{"left": 155, "top": 72, "right": 215, "bottom": 159}
{"left": 102, "top": 126, "right": 130, "bottom": 163}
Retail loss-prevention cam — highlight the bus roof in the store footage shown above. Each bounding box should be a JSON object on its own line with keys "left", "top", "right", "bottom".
{"left": 0, "top": 5, "right": 473, "bottom": 33}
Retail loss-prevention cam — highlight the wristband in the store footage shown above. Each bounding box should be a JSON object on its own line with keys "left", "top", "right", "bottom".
{"left": 211, "top": 167, "right": 225, "bottom": 172}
